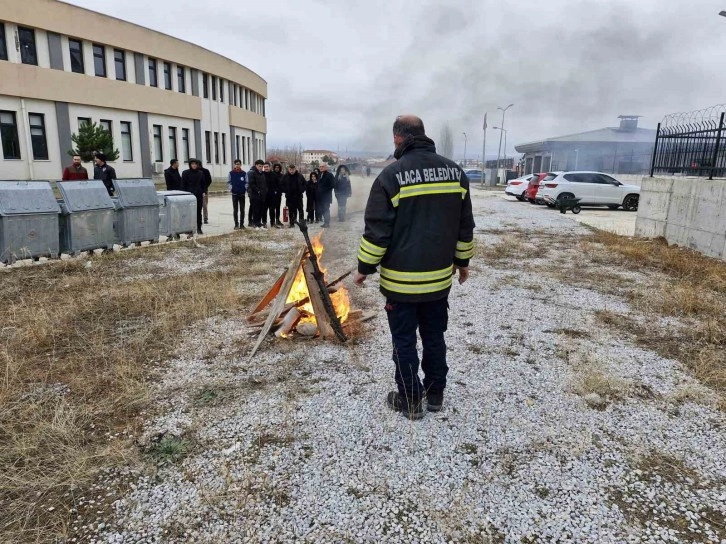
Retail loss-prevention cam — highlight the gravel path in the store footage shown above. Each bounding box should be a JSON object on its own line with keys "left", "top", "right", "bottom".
{"left": 90, "top": 191, "right": 725, "bottom": 544}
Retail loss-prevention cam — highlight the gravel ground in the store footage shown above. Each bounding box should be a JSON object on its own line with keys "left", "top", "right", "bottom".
{"left": 86, "top": 190, "right": 725, "bottom": 544}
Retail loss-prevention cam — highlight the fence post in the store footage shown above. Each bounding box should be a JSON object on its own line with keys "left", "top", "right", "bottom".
{"left": 650, "top": 122, "right": 661, "bottom": 177}
{"left": 709, "top": 112, "right": 725, "bottom": 180}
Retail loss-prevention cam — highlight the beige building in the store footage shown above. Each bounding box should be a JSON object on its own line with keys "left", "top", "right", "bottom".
{"left": 302, "top": 149, "right": 337, "bottom": 166}
{"left": 0, "top": 0, "right": 267, "bottom": 181}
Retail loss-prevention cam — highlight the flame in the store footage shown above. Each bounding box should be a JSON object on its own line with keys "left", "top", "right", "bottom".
{"left": 285, "top": 233, "right": 350, "bottom": 329}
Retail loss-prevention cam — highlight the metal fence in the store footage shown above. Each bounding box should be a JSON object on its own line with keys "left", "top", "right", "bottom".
{"left": 650, "top": 105, "right": 726, "bottom": 179}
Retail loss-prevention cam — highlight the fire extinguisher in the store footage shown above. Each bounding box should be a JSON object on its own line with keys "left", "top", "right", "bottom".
{"left": 282, "top": 206, "right": 289, "bottom": 223}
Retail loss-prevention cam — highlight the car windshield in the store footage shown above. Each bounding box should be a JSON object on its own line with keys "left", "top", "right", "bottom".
{"left": 542, "top": 173, "right": 558, "bottom": 181}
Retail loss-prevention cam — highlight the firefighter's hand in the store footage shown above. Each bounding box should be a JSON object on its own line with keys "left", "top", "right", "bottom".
{"left": 354, "top": 272, "right": 367, "bottom": 286}
{"left": 454, "top": 266, "right": 469, "bottom": 285}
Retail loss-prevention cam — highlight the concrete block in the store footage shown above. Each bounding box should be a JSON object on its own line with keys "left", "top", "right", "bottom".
{"left": 638, "top": 191, "right": 672, "bottom": 222}
{"left": 641, "top": 176, "right": 674, "bottom": 193}
{"left": 634, "top": 217, "right": 666, "bottom": 238}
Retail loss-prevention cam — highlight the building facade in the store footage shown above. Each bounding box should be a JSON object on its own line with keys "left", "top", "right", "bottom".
{"left": 302, "top": 150, "right": 337, "bottom": 166}
{"left": 515, "top": 116, "right": 656, "bottom": 176}
{"left": 0, "top": 0, "right": 267, "bottom": 181}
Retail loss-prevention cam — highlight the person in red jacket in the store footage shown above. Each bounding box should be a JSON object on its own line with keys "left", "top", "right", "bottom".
{"left": 62, "top": 155, "right": 89, "bottom": 181}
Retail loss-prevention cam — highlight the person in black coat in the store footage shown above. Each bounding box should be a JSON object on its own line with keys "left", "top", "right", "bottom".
{"left": 93, "top": 153, "right": 117, "bottom": 196}
{"left": 281, "top": 164, "right": 306, "bottom": 227}
{"left": 164, "top": 159, "right": 182, "bottom": 191}
{"left": 181, "top": 158, "right": 206, "bottom": 234}
{"left": 306, "top": 172, "right": 319, "bottom": 223}
{"left": 334, "top": 165, "right": 352, "bottom": 222}
{"left": 269, "top": 163, "right": 284, "bottom": 228}
{"left": 200, "top": 162, "right": 212, "bottom": 224}
{"left": 316, "top": 163, "right": 335, "bottom": 228}
{"left": 247, "top": 160, "right": 267, "bottom": 228}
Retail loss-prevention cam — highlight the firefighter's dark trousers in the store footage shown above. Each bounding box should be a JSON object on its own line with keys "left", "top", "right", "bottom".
{"left": 385, "top": 297, "right": 449, "bottom": 401}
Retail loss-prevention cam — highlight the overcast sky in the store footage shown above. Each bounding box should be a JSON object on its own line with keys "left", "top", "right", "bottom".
{"left": 69, "top": 0, "right": 726, "bottom": 158}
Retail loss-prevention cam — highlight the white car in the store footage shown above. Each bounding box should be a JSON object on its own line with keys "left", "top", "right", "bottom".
{"left": 504, "top": 174, "right": 535, "bottom": 201}
{"left": 537, "top": 171, "right": 640, "bottom": 210}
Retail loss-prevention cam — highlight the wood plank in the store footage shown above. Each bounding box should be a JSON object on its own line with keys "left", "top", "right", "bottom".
{"left": 248, "top": 269, "right": 287, "bottom": 317}
{"left": 303, "top": 259, "right": 334, "bottom": 339}
{"left": 247, "top": 246, "right": 306, "bottom": 361}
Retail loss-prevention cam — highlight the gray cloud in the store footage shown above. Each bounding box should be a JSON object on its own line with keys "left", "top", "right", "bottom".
{"left": 69, "top": 0, "right": 726, "bottom": 156}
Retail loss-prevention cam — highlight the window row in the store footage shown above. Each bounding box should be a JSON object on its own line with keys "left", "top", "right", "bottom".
{"left": 201, "top": 72, "right": 265, "bottom": 114}
{"left": 203, "top": 130, "right": 228, "bottom": 165}
{"left": 0, "top": 110, "right": 47, "bottom": 161}
{"left": 152, "top": 125, "right": 191, "bottom": 164}
{"left": 76, "top": 117, "right": 134, "bottom": 162}
{"left": 1, "top": 22, "right": 263, "bottom": 112}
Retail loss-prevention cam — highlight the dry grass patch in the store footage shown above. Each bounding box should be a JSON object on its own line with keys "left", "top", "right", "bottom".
{"left": 0, "top": 234, "right": 283, "bottom": 542}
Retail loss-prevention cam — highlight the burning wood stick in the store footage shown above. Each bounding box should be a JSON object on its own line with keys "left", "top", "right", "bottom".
{"left": 303, "top": 259, "right": 334, "bottom": 339}
{"left": 274, "top": 308, "right": 301, "bottom": 338}
{"left": 247, "top": 246, "right": 306, "bottom": 361}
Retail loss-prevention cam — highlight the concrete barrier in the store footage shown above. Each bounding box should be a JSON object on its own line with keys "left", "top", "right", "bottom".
{"left": 635, "top": 176, "right": 726, "bottom": 260}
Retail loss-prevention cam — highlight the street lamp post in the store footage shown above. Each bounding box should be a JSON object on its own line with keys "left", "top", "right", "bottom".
{"left": 495, "top": 103, "right": 514, "bottom": 183}
{"left": 493, "top": 126, "right": 508, "bottom": 176}
{"left": 462, "top": 132, "right": 467, "bottom": 166}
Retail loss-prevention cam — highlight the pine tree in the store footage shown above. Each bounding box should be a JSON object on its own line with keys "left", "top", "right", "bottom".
{"left": 68, "top": 122, "right": 120, "bottom": 162}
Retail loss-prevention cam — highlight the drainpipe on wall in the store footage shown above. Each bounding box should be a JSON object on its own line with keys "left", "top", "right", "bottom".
{"left": 20, "top": 98, "right": 35, "bottom": 180}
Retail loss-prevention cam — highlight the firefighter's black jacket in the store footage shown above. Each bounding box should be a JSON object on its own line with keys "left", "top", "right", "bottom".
{"left": 357, "top": 135, "right": 475, "bottom": 302}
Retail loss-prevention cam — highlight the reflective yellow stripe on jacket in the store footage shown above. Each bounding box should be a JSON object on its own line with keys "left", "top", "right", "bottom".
{"left": 379, "top": 265, "right": 453, "bottom": 295}
{"left": 455, "top": 239, "right": 475, "bottom": 260}
{"left": 390, "top": 181, "right": 467, "bottom": 208}
{"left": 358, "top": 236, "right": 387, "bottom": 265}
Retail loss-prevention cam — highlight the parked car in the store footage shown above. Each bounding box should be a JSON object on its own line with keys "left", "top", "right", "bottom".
{"left": 464, "top": 169, "right": 484, "bottom": 184}
{"left": 505, "top": 174, "right": 534, "bottom": 200}
{"left": 537, "top": 171, "right": 640, "bottom": 210}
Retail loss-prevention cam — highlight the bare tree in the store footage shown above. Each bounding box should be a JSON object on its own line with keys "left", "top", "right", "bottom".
{"left": 439, "top": 124, "right": 453, "bottom": 159}
{"left": 267, "top": 144, "right": 303, "bottom": 168}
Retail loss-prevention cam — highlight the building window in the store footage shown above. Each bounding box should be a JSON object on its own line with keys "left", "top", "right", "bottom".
{"left": 262, "top": 99, "right": 265, "bottom": 117}
{"left": 0, "top": 111, "right": 21, "bottom": 159}
{"left": 78, "top": 117, "right": 91, "bottom": 128}
{"left": 18, "top": 27, "right": 37, "bottom": 66}
{"left": 114, "top": 49, "right": 126, "bottom": 81}
{"left": 204, "top": 131, "right": 211, "bottom": 164}
{"left": 169, "top": 127, "right": 177, "bottom": 160}
{"left": 222, "top": 133, "right": 226, "bottom": 164}
{"left": 153, "top": 125, "right": 163, "bottom": 162}
{"left": 214, "top": 132, "right": 219, "bottom": 164}
{"left": 69, "top": 39, "right": 84, "bottom": 73}
{"left": 246, "top": 137, "right": 251, "bottom": 164}
{"left": 233, "top": 85, "right": 237, "bottom": 107}
{"left": 92, "top": 44, "right": 106, "bottom": 77}
{"left": 219, "top": 79, "right": 224, "bottom": 102}
{"left": 202, "top": 73, "right": 209, "bottom": 99}
{"left": 0, "top": 23, "right": 7, "bottom": 61}
{"left": 99, "top": 119, "right": 112, "bottom": 136}
{"left": 182, "top": 128, "right": 190, "bottom": 162}
{"left": 120, "top": 121, "right": 133, "bottom": 161}
{"left": 163, "top": 62, "right": 172, "bottom": 90}
{"left": 148, "top": 58, "right": 157, "bottom": 87}
{"left": 176, "top": 66, "right": 185, "bottom": 94}
{"left": 211, "top": 76, "right": 217, "bottom": 101}
{"left": 235, "top": 135, "right": 240, "bottom": 161}
{"left": 28, "top": 113, "right": 48, "bottom": 160}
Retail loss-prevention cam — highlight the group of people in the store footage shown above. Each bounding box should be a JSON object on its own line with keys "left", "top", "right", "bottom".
{"left": 62, "top": 153, "right": 118, "bottom": 196}
{"left": 227, "top": 160, "right": 352, "bottom": 230}
{"left": 163, "top": 158, "right": 213, "bottom": 234}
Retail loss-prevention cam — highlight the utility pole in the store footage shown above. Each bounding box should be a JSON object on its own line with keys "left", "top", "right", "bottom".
{"left": 462, "top": 132, "right": 467, "bottom": 166}
{"left": 495, "top": 103, "right": 514, "bottom": 184}
{"left": 482, "top": 113, "right": 487, "bottom": 187}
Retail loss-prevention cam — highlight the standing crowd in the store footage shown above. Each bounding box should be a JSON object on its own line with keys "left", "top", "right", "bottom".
{"left": 226, "top": 160, "right": 352, "bottom": 230}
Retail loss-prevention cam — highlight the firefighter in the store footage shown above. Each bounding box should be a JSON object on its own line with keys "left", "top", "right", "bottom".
{"left": 354, "top": 115, "right": 475, "bottom": 420}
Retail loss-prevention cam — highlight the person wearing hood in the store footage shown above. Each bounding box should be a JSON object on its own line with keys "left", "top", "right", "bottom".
{"left": 164, "top": 159, "right": 182, "bottom": 191}
{"left": 281, "top": 164, "right": 306, "bottom": 228}
{"left": 354, "top": 115, "right": 475, "bottom": 421}
{"left": 306, "top": 171, "right": 319, "bottom": 223}
{"left": 247, "top": 159, "right": 267, "bottom": 228}
{"left": 181, "top": 158, "right": 207, "bottom": 234}
{"left": 316, "top": 163, "right": 335, "bottom": 228}
{"left": 93, "top": 153, "right": 117, "bottom": 196}
{"left": 334, "top": 165, "right": 352, "bottom": 222}
{"left": 269, "top": 163, "right": 284, "bottom": 228}
{"left": 227, "top": 159, "right": 247, "bottom": 229}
